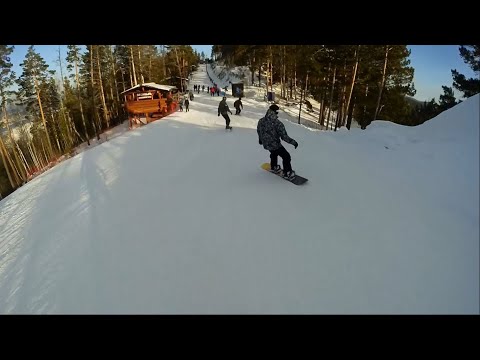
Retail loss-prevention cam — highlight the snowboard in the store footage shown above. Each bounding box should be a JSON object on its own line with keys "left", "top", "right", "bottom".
{"left": 261, "top": 163, "right": 308, "bottom": 185}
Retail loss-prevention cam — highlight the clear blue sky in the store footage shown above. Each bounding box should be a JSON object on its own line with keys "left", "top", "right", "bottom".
{"left": 407, "top": 45, "right": 476, "bottom": 101}
{"left": 8, "top": 45, "right": 476, "bottom": 102}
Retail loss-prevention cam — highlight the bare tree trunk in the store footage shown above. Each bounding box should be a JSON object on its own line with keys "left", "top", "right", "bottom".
{"left": 2, "top": 139, "right": 21, "bottom": 185}
{"left": 374, "top": 45, "right": 389, "bottom": 121}
{"left": 90, "top": 45, "right": 101, "bottom": 140}
{"left": 33, "top": 75, "right": 54, "bottom": 158}
{"left": 280, "top": 50, "right": 283, "bottom": 99}
{"left": 269, "top": 46, "right": 274, "bottom": 95}
{"left": 298, "top": 79, "right": 306, "bottom": 124}
{"left": 319, "top": 93, "right": 325, "bottom": 126}
{"left": 121, "top": 70, "right": 127, "bottom": 93}
{"left": 33, "top": 138, "right": 45, "bottom": 169}
{"left": 106, "top": 47, "right": 118, "bottom": 121}
{"left": 339, "top": 60, "right": 348, "bottom": 127}
{"left": 0, "top": 136, "right": 18, "bottom": 187}
{"left": 344, "top": 46, "right": 360, "bottom": 126}
{"left": 57, "top": 46, "right": 73, "bottom": 149}
{"left": 40, "top": 138, "right": 48, "bottom": 165}
{"left": 96, "top": 46, "right": 110, "bottom": 129}
{"left": 250, "top": 51, "right": 255, "bottom": 86}
{"left": 50, "top": 113, "right": 62, "bottom": 153}
{"left": 70, "top": 114, "right": 85, "bottom": 142}
{"left": 305, "top": 72, "right": 309, "bottom": 96}
{"left": 148, "top": 47, "right": 152, "bottom": 81}
{"left": 128, "top": 55, "right": 134, "bottom": 88}
{"left": 282, "top": 46, "right": 286, "bottom": 99}
{"left": 73, "top": 47, "right": 90, "bottom": 146}
{"left": 2, "top": 102, "right": 26, "bottom": 181}
{"left": 173, "top": 46, "right": 184, "bottom": 92}
{"left": 27, "top": 137, "right": 40, "bottom": 172}
{"left": 320, "top": 62, "right": 331, "bottom": 126}
{"left": 130, "top": 45, "right": 138, "bottom": 86}
{"left": 346, "top": 96, "right": 356, "bottom": 130}
{"left": 12, "top": 119, "right": 30, "bottom": 175}
{"left": 266, "top": 59, "right": 270, "bottom": 95}
{"left": 361, "top": 83, "right": 369, "bottom": 129}
{"left": 137, "top": 45, "right": 145, "bottom": 84}
{"left": 327, "top": 66, "right": 337, "bottom": 129}
{"left": 161, "top": 45, "right": 167, "bottom": 79}
{"left": 334, "top": 107, "right": 340, "bottom": 131}
{"left": 35, "top": 141, "right": 45, "bottom": 169}
{"left": 294, "top": 60, "right": 297, "bottom": 100}
{"left": 108, "top": 82, "right": 116, "bottom": 119}
{"left": 109, "top": 46, "right": 120, "bottom": 103}
{"left": 64, "top": 111, "right": 77, "bottom": 144}
{"left": 16, "top": 139, "right": 30, "bottom": 176}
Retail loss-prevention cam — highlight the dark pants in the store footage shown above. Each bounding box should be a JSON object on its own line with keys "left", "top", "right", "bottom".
{"left": 235, "top": 107, "right": 241, "bottom": 115}
{"left": 270, "top": 146, "right": 292, "bottom": 174}
{"left": 221, "top": 113, "right": 230, "bottom": 128}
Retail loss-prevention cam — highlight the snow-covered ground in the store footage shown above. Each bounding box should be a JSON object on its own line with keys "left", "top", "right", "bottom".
{"left": 0, "top": 65, "right": 478, "bottom": 314}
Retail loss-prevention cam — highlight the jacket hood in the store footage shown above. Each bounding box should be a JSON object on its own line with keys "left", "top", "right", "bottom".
{"left": 265, "top": 108, "right": 278, "bottom": 121}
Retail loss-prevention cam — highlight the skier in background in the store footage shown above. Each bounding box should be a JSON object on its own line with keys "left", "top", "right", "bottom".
{"left": 218, "top": 96, "right": 233, "bottom": 130}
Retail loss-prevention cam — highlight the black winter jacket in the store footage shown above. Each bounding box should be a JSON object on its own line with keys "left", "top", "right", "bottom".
{"left": 257, "top": 109, "right": 297, "bottom": 151}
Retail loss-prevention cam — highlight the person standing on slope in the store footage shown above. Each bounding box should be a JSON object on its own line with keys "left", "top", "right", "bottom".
{"left": 218, "top": 96, "right": 233, "bottom": 130}
{"left": 233, "top": 97, "right": 243, "bottom": 115}
{"left": 257, "top": 104, "right": 298, "bottom": 180}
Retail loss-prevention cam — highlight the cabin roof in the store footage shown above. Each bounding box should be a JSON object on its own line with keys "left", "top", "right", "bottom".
{"left": 120, "top": 83, "right": 177, "bottom": 95}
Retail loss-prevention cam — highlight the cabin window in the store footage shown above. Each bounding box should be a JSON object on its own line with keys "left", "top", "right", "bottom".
{"left": 137, "top": 92, "right": 153, "bottom": 100}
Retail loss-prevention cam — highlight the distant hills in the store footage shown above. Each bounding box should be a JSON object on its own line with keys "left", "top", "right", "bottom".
{"left": 405, "top": 96, "right": 425, "bottom": 108}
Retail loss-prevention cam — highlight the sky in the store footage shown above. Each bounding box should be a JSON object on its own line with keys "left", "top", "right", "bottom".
{"left": 0, "top": 63, "right": 478, "bottom": 314}
{"left": 7, "top": 45, "right": 477, "bottom": 103}
{"left": 407, "top": 45, "right": 477, "bottom": 101}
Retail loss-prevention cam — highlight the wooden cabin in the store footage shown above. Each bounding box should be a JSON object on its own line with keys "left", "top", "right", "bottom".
{"left": 121, "top": 83, "right": 178, "bottom": 128}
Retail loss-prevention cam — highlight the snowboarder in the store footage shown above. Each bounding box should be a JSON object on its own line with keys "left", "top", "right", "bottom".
{"left": 185, "top": 98, "right": 190, "bottom": 112}
{"left": 218, "top": 96, "right": 233, "bottom": 130}
{"left": 234, "top": 97, "right": 243, "bottom": 115}
{"left": 257, "top": 104, "right": 298, "bottom": 180}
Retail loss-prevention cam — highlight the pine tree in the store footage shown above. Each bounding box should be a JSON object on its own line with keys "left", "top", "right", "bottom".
{"left": 451, "top": 45, "right": 480, "bottom": 98}
{"left": 352, "top": 45, "right": 415, "bottom": 128}
{"left": 16, "top": 46, "right": 55, "bottom": 158}
{"left": 66, "top": 45, "right": 90, "bottom": 145}
{"left": 56, "top": 46, "right": 74, "bottom": 150}
{"left": 438, "top": 85, "right": 457, "bottom": 112}
{"left": 0, "top": 45, "right": 25, "bottom": 187}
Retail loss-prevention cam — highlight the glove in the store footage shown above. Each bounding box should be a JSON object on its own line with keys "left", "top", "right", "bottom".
{"left": 294, "top": 141, "right": 298, "bottom": 149}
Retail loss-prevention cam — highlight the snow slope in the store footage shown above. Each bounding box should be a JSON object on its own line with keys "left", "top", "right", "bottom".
{"left": 0, "top": 65, "right": 478, "bottom": 314}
